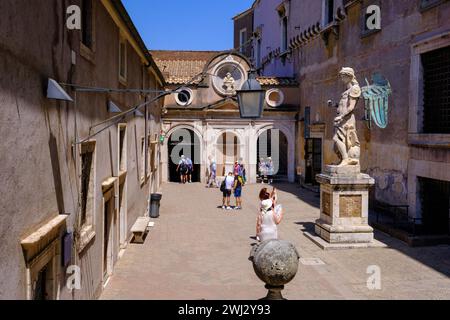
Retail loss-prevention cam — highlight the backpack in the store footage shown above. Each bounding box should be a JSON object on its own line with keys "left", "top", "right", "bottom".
{"left": 179, "top": 160, "right": 187, "bottom": 171}
{"left": 186, "top": 158, "right": 193, "bottom": 169}
{"left": 220, "top": 179, "right": 226, "bottom": 192}
{"left": 239, "top": 165, "right": 246, "bottom": 183}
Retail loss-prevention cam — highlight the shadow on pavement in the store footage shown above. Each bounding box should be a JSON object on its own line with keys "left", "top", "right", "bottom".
{"left": 294, "top": 221, "right": 315, "bottom": 234}
{"left": 268, "top": 182, "right": 320, "bottom": 209}
{"left": 296, "top": 216, "right": 450, "bottom": 278}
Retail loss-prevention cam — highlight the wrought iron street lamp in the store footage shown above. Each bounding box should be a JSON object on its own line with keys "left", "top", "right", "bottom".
{"left": 236, "top": 69, "right": 266, "bottom": 118}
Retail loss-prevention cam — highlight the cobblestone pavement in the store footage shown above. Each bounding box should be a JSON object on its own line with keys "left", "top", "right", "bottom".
{"left": 100, "top": 182, "right": 450, "bottom": 300}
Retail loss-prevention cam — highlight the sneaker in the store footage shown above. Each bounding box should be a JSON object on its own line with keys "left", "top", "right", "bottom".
{"left": 226, "top": 206, "right": 232, "bottom": 210}
{"left": 222, "top": 205, "right": 226, "bottom": 209}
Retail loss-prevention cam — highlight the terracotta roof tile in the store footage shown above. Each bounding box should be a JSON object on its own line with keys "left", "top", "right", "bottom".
{"left": 256, "top": 77, "right": 298, "bottom": 86}
{"left": 151, "top": 50, "right": 219, "bottom": 85}
{"left": 151, "top": 50, "right": 298, "bottom": 87}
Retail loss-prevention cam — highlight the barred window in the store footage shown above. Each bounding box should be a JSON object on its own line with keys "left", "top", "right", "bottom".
{"left": 420, "top": 0, "right": 447, "bottom": 11}
{"left": 323, "top": 0, "right": 334, "bottom": 26}
{"left": 421, "top": 45, "right": 450, "bottom": 134}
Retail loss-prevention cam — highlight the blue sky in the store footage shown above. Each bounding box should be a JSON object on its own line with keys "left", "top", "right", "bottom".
{"left": 122, "top": 0, "right": 254, "bottom": 51}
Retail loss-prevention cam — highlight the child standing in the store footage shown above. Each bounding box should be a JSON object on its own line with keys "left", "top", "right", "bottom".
{"left": 233, "top": 175, "right": 244, "bottom": 210}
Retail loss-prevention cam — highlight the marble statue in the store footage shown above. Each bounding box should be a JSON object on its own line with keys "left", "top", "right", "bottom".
{"left": 332, "top": 67, "right": 361, "bottom": 167}
{"left": 223, "top": 72, "right": 236, "bottom": 94}
{"left": 311, "top": 68, "right": 376, "bottom": 248}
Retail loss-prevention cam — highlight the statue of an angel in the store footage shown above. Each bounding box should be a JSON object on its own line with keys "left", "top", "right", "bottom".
{"left": 332, "top": 67, "right": 361, "bottom": 167}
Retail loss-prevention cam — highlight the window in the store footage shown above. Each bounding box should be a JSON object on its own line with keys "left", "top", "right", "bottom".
{"left": 265, "top": 89, "right": 285, "bottom": 107}
{"left": 80, "top": 141, "right": 95, "bottom": 228}
{"left": 239, "top": 28, "right": 247, "bottom": 53}
{"left": 323, "top": 0, "right": 335, "bottom": 26}
{"left": 81, "top": 0, "right": 93, "bottom": 49}
{"left": 33, "top": 262, "right": 56, "bottom": 300}
{"left": 175, "top": 88, "right": 193, "bottom": 106}
{"left": 420, "top": 0, "right": 447, "bottom": 11}
{"left": 255, "top": 38, "right": 262, "bottom": 69}
{"left": 119, "top": 34, "right": 127, "bottom": 82}
{"left": 281, "top": 17, "right": 288, "bottom": 52}
{"left": 419, "top": 177, "right": 450, "bottom": 235}
{"left": 150, "top": 141, "right": 158, "bottom": 172}
{"left": 421, "top": 45, "right": 450, "bottom": 134}
{"left": 140, "top": 135, "right": 152, "bottom": 183}
{"left": 118, "top": 124, "right": 127, "bottom": 173}
{"left": 141, "top": 137, "right": 146, "bottom": 183}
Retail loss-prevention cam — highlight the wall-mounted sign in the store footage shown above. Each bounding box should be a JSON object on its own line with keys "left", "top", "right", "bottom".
{"left": 62, "top": 232, "right": 73, "bottom": 268}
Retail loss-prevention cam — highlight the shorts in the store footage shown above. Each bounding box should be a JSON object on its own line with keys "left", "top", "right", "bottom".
{"left": 180, "top": 168, "right": 187, "bottom": 175}
{"left": 223, "top": 190, "right": 232, "bottom": 197}
{"left": 234, "top": 187, "right": 242, "bottom": 198}
{"left": 187, "top": 168, "right": 192, "bottom": 175}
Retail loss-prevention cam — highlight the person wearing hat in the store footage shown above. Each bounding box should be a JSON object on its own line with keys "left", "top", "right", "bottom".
{"left": 256, "top": 189, "right": 284, "bottom": 242}
{"left": 222, "top": 172, "right": 235, "bottom": 210}
{"left": 333, "top": 67, "right": 361, "bottom": 166}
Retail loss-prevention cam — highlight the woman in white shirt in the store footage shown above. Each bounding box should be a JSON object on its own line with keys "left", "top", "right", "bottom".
{"left": 256, "top": 188, "right": 284, "bottom": 241}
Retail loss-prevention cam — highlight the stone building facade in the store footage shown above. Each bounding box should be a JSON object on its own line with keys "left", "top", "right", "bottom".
{"left": 152, "top": 50, "right": 299, "bottom": 184}
{"left": 236, "top": 0, "right": 450, "bottom": 237}
{"left": 0, "top": 0, "right": 165, "bottom": 299}
{"left": 233, "top": 7, "right": 254, "bottom": 59}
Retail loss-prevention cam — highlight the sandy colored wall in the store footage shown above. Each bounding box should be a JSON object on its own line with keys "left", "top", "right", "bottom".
{"left": 290, "top": 0, "right": 450, "bottom": 207}
{"left": 0, "top": 0, "right": 162, "bottom": 299}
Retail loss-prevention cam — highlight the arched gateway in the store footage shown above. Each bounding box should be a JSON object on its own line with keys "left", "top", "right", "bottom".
{"left": 257, "top": 129, "right": 289, "bottom": 180}
{"left": 167, "top": 128, "right": 201, "bottom": 183}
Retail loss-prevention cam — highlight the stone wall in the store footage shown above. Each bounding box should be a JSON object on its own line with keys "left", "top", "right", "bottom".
{"left": 253, "top": 0, "right": 295, "bottom": 77}
{"left": 288, "top": 0, "right": 450, "bottom": 211}
{"left": 0, "top": 0, "right": 163, "bottom": 299}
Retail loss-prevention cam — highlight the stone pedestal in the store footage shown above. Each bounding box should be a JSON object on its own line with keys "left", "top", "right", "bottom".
{"left": 314, "top": 165, "right": 375, "bottom": 244}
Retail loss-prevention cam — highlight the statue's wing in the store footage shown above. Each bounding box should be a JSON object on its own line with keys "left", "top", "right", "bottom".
{"left": 361, "top": 84, "right": 390, "bottom": 129}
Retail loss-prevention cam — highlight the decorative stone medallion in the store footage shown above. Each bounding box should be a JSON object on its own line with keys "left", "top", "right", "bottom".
{"left": 211, "top": 56, "right": 247, "bottom": 97}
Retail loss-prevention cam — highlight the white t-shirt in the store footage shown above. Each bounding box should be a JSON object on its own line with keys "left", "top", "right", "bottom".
{"left": 225, "top": 176, "right": 234, "bottom": 190}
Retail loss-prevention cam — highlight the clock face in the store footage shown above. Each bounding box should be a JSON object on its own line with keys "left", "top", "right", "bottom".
{"left": 212, "top": 57, "right": 247, "bottom": 96}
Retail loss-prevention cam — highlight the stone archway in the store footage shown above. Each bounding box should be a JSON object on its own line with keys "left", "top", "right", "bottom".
{"left": 254, "top": 124, "right": 295, "bottom": 183}
{"left": 215, "top": 131, "right": 242, "bottom": 177}
{"left": 163, "top": 125, "right": 203, "bottom": 183}
{"left": 257, "top": 129, "right": 289, "bottom": 180}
